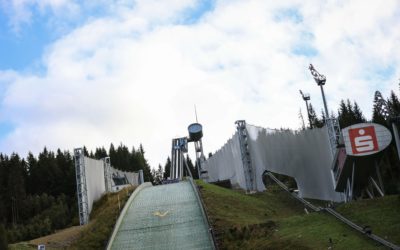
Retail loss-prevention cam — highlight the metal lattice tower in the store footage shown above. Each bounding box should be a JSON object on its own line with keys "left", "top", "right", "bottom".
{"left": 194, "top": 139, "right": 206, "bottom": 178}
{"left": 235, "top": 120, "right": 255, "bottom": 192}
{"left": 171, "top": 137, "right": 187, "bottom": 180}
{"left": 74, "top": 148, "right": 89, "bottom": 225}
{"left": 103, "top": 157, "right": 112, "bottom": 192}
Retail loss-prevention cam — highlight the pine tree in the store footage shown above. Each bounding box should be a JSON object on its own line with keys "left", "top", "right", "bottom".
{"left": 352, "top": 102, "right": 366, "bottom": 123}
{"left": 372, "top": 91, "right": 388, "bottom": 126}
{"left": 387, "top": 90, "right": 400, "bottom": 117}
{"left": 338, "top": 99, "right": 366, "bottom": 128}
{"left": 186, "top": 156, "right": 198, "bottom": 179}
{"left": 163, "top": 157, "right": 171, "bottom": 179}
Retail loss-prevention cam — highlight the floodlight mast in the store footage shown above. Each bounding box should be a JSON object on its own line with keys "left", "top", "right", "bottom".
{"left": 299, "top": 90, "right": 313, "bottom": 129}
{"left": 308, "top": 64, "right": 342, "bottom": 157}
{"left": 309, "top": 64, "right": 329, "bottom": 120}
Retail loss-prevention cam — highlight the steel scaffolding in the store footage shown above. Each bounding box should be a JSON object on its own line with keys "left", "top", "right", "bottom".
{"left": 74, "top": 148, "right": 89, "bottom": 225}
{"left": 235, "top": 120, "right": 255, "bottom": 192}
{"left": 103, "top": 157, "right": 112, "bottom": 192}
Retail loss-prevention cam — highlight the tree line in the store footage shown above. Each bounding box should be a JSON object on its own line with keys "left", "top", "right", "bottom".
{"left": 0, "top": 143, "right": 153, "bottom": 244}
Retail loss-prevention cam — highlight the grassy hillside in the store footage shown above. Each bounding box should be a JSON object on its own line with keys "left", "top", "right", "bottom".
{"left": 9, "top": 186, "right": 135, "bottom": 250}
{"left": 336, "top": 195, "right": 400, "bottom": 245}
{"left": 197, "top": 180, "right": 397, "bottom": 249}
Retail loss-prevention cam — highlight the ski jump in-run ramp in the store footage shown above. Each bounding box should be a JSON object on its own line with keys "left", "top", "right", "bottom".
{"left": 107, "top": 180, "right": 215, "bottom": 250}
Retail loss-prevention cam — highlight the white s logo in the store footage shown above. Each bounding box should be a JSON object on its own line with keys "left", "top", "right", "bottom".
{"left": 354, "top": 129, "right": 374, "bottom": 152}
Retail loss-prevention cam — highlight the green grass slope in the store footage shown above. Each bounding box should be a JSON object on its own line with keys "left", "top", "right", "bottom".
{"left": 197, "top": 180, "right": 395, "bottom": 250}
{"left": 336, "top": 195, "right": 400, "bottom": 245}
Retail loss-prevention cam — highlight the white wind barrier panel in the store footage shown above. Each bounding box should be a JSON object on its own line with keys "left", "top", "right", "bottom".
{"left": 84, "top": 157, "right": 106, "bottom": 214}
{"left": 203, "top": 132, "right": 246, "bottom": 189}
{"left": 246, "top": 124, "right": 343, "bottom": 202}
{"left": 203, "top": 125, "right": 343, "bottom": 202}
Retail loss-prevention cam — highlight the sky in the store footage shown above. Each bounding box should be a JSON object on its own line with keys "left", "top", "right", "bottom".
{"left": 0, "top": 0, "right": 399, "bottom": 168}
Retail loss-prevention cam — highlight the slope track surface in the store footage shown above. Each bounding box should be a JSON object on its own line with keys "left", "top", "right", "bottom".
{"left": 108, "top": 181, "right": 214, "bottom": 250}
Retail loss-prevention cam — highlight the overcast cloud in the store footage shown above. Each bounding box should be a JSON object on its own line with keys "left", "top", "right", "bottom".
{"left": 0, "top": 0, "right": 399, "bottom": 168}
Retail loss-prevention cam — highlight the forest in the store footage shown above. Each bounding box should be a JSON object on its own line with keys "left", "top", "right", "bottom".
{"left": 0, "top": 143, "right": 153, "bottom": 246}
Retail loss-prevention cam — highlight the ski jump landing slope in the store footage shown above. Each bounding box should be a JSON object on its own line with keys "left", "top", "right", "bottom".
{"left": 107, "top": 180, "right": 215, "bottom": 250}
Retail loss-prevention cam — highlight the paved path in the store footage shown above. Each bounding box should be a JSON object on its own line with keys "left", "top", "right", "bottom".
{"left": 108, "top": 181, "right": 214, "bottom": 250}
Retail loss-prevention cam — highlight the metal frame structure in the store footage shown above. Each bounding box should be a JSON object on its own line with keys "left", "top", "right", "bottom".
{"left": 194, "top": 139, "right": 206, "bottom": 178}
{"left": 170, "top": 137, "right": 187, "bottom": 180}
{"left": 74, "top": 148, "right": 89, "bottom": 225}
{"left": 235, "top": 120, "right": 255, "bottom": 192}
{"left": 103, "top": 157, "right": 112, "bottom": 192}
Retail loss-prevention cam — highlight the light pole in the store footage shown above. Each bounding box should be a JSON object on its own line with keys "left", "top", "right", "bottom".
{"left": 309, "top": 64, "right": 329, "bottom": 120}
{"left": 299, "top": 90, "right": 313, "bottom": 129}
{"left": 308, "top": 64, "right": 342, "bottom": 156}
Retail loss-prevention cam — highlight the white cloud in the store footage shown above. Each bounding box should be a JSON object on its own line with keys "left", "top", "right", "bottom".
{"left": 1, "top": 0, "right": 400, "bottom": 168}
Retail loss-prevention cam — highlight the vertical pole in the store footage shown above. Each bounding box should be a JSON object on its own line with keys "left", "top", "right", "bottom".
{"left": 320, "top": 85, "right": 329, "bottom": 120}
{"left": 392, "top": 122, "right": 400, "bottom": 161}
{"left": 375, "top": 160, "right": 385, "bottom": 195}
{"left": 305, "top": 99, "right": 313, "bottom": 129}
{"left": 351, "top": 162, "right": 355, "bottom": 201}
{"left": 139, "top": 169, "right": 144, "bottom": 184}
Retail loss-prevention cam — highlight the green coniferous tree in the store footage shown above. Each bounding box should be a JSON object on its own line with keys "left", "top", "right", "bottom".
{"left": 387, "top": 90, "right": 400, "bottom": 117}
{"left": 163, "top": 157, "right": 171, "bottom": 179}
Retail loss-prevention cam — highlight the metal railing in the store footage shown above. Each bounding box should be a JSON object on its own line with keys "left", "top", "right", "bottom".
{"left": 188, "top": 178, "right": 218, "bottom": 250}
{"left": 264, "top": 171, "right": 400, "bottom": 250}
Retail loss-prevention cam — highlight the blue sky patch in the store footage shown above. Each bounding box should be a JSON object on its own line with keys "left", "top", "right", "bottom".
{"left": 181, "top": 0, "right": 215, "bottom": 24}
{"left": 0, "top": 12, "right": 54, "bottom": 70}
{"left": 374, "top": 65, "right": 395, "bottom": 80}
{"left": 0, "top": 122, "right": 14, "bottom": 139}
{"left": 291, "top": 31, "right": 317, "bottom": 57}
{"left": 274, "top": 8, "right": 303, "bottom": 24}
{"left": 292, "top": 44, "right": 318, "bottom": 57}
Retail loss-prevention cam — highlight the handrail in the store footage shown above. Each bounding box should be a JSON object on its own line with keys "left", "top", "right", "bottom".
{"left": 188, "top": 178, "right": 218, "bottom": 250}
{"left": 264, "top": 171, "right": 400, "bottom": 250}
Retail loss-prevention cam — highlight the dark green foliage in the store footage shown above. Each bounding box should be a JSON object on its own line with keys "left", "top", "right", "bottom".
{"left": 387, "top": 90, "right": 400, "bottom": 117}
{"left": 163, "top": 157, "right": 171, "bottom": 179}
{"left": 106, "top": 143, "right": 152, "bottom": 182}
{"left": 337, "top": 99, "right": 366, "bottom": 128}
{"left": 185, "top": 156, "right": 198, "bottom": 179}
{"left": 0, "top": 224, "right": 7, "bottom": 250}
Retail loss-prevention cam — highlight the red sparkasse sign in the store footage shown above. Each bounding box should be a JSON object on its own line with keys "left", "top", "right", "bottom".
{"left": 348, "top": 126, "right": 378, "bottom": 154}
{"left": 342, "top": 123, "right": 392, "bottom": 157}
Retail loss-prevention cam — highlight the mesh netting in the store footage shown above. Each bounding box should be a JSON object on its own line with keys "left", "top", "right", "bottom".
{"left": 110, "top": 181, "right": 213, "bottom": 250}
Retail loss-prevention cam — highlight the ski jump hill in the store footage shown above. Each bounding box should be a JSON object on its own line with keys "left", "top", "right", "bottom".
{"left": 106, "top": 180, "right": 215, "bottom": 250}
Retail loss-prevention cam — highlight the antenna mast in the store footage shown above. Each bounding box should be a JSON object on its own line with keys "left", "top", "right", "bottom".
{"left": 194, "top": 105, "right": 198, "bottom": 123}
